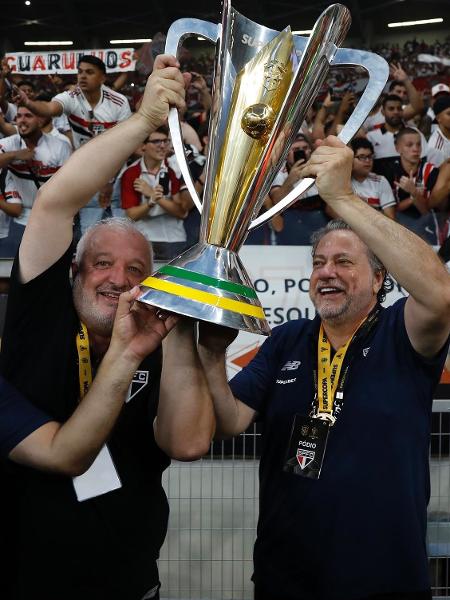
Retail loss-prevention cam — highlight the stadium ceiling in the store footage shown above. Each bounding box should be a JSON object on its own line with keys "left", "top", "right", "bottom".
{"left": 0, "top": 0, "right": 448, "bottom": 51}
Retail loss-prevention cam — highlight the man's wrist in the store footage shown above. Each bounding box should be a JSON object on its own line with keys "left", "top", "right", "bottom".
{"left": 198, "top": 344, "right": 227, "bottom": 364}
{"left": 321, "top": 189, "right": 355, "bottom": 206}
{"left": 163, "top": 319, "right": 196, "bottom": 350}
{"left": 103, "top": 344, "right": 141, "bottom": 374}
{"left": 135, "top": 109, "right": 165, "bottom": 137}
{"left": 131, "top": 111, "right": 157, "bottom": 140}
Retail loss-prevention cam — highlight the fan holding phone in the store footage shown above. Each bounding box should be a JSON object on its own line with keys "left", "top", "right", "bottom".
{"left": 269, "top": 132, "right": 329, "bottom": 244}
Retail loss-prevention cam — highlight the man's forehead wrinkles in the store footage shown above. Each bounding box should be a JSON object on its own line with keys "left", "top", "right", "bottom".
{"left": 91, "top": 251, "right": 113, "bottom": 258}
{"left": 314, "top": 251, "right": 353, "bottom": 259}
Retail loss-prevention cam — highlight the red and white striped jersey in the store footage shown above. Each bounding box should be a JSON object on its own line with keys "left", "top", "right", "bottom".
{"left": 53, "top": 84, "right": 131, "bottom": 149}
{"left": 351, "top": 173, "right": 396, "bottom": 212}
{"left": 362, "top": 108, "right": 384, "bottom": 132}
{"left": 0, "top": 132, "right": 72, "bottom": 226}
{"left": 428, "top": 127, "right": 450, "bottom": 162}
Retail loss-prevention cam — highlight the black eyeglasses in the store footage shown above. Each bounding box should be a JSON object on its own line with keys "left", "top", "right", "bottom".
{"left": 147, "top": 138, "right": 170, "bottom": 146}
{"left": 355, "top": 154, "right": 373, "bottom": 162}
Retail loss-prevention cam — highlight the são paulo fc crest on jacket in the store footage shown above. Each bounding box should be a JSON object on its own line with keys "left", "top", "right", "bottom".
{"left": 126, "top": 370, "right": 149, "bottom": 403}
{"left": 296, "top": 448, "right": 315, "bottom": 470}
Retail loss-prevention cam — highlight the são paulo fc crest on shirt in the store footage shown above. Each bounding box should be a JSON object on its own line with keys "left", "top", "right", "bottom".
{"left": 296, "top": 448, "right": 315, "bottom": 470}
{"left": 126, "top": 370, "right": 149, "bottom": 403}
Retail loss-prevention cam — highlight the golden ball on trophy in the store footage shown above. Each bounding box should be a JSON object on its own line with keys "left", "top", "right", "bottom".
{"left": 241, "top": 103, "right": 275, "bottom": 139}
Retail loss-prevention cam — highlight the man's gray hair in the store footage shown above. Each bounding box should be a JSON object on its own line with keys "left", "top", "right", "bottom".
{"left": 75, "top": 217, "right": 151, "bottom": 267}
{"left": 310, "top": 219, "right": 389, "bottom": 303}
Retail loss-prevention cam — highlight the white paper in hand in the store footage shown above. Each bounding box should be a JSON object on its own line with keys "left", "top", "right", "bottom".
{"left": 73, "top": 444, "right": 122, "bottom": 502}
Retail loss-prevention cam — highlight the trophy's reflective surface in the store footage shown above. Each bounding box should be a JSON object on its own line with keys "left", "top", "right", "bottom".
{"left": 138, "top": 1, "right": 389, "bottom": 335}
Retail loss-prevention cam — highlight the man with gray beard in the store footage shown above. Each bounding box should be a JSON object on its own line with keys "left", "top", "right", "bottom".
{"left": 0, "top": 55, "right": 214, "bottom": 600}
{"left": 163, "top": 137, "right": 450, "bottom": 599}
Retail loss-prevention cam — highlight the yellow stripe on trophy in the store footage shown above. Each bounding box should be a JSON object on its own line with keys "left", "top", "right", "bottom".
{"left": 142, "top": 277, "right": 265, "bottom": 319}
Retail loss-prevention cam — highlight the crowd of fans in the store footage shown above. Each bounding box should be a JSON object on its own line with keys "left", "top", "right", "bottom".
{"left": 372, "top": 38, "right": 450, "bottom": 78}
{"left": 0, "top": 34, "right": 449, "bottom": 264}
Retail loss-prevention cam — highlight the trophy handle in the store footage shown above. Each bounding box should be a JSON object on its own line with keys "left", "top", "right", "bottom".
{"left": 330, "top": 48, "right": 390, "bottom": 145}
{"left": 248, "top": 47, "right": 389, "bottom": 231}
{"left": 165, "top": 19, "right": 220, "bottom": 215}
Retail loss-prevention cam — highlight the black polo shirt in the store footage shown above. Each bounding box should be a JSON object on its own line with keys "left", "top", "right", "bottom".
{"left": 0, "top": 245, "right": 170, "bottom": 600}
{"left": 230, "top": 299, "right": 447, "bottom": 600}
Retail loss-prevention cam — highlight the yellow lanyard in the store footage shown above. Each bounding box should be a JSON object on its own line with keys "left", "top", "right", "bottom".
{"left": 76, "top": 322, "right": 92, "bottom": 400}
{"left": 316, "top": 319, "right": 366, "bottom": 422}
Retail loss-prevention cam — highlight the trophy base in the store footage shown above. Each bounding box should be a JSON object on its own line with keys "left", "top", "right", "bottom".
{"left": 138, "top": 242, "right": 271, "bottom": 336}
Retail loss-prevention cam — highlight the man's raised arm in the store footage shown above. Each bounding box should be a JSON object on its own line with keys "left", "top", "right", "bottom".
{"left": 300, "top": 136, "right": 450, "bottom": 358}
{"left": 19, "top": 55, "right": 188, "bottom": 283}
{"left": 159, "top": 319, "right": 256, "bottom": 442}
{"left": 156, "top": 320, "right": 216, "bottom": 460}
{"left": 12, "top": 86, "right": 63, "bottom": 119}
{"left": 0, "top": 58, "right": 12, "bottom": 114}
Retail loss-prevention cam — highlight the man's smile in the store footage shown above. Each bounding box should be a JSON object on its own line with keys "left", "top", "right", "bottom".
{"left": 97, "top": 290, "right": 122, "bottom": 304}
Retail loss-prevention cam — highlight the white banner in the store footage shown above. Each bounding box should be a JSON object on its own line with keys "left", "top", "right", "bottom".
{"left": 4, "top": 49, "right": 136, "bottom": 75}
{"left": 227, "top": 246, "right": 408, "bottom": 375}
{"left": 418, "top": 53, "right": 450, "bottom": 67}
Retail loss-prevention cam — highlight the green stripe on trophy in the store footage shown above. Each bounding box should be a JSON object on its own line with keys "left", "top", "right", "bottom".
{"left": 158, "top": 265, "right": 258, "bottom": 299}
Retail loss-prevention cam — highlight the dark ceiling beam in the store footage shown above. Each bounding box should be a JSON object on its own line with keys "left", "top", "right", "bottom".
{"left": 262, "top": 1, "right": 333, "bottom": 24}
{"left": 149, "top": 0, "right": 168, "bottom": 24}
{"left": 262, "top": 0, "right": 316, "bottom": 8}
{"left": 61, "top": 0, "right": 87, "bottom": 46}
{"left": 349, "top": 0, "right": 365, "bottom": 41}
{"left": 171, "top": 7, "right": 224, "bottom": 19}
{"left": 80, "top": 10, "right": 165, "bottom": 32}
{"left": 360, "top": 0, "right": 407, "bottom": 14}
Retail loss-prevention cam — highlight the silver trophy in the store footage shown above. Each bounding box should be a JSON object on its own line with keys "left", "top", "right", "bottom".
{"left": 138, "top": 1, "right": 389, "bottom": 335}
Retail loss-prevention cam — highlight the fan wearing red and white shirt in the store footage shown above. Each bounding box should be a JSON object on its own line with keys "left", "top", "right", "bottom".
{"left": 12, "top": 56, "right": 131, "bottom": 150}
{"left": 121, "top": 126, "right": 190, "bottom": 261}
{"left": 0, "top": 106, "right": 71, "bottom": 255}
{"left": 12, "top": 56, "right": 131, "bottom": 233}
{"left": 349, "top": 138, "right": 396, "bottom": 219}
